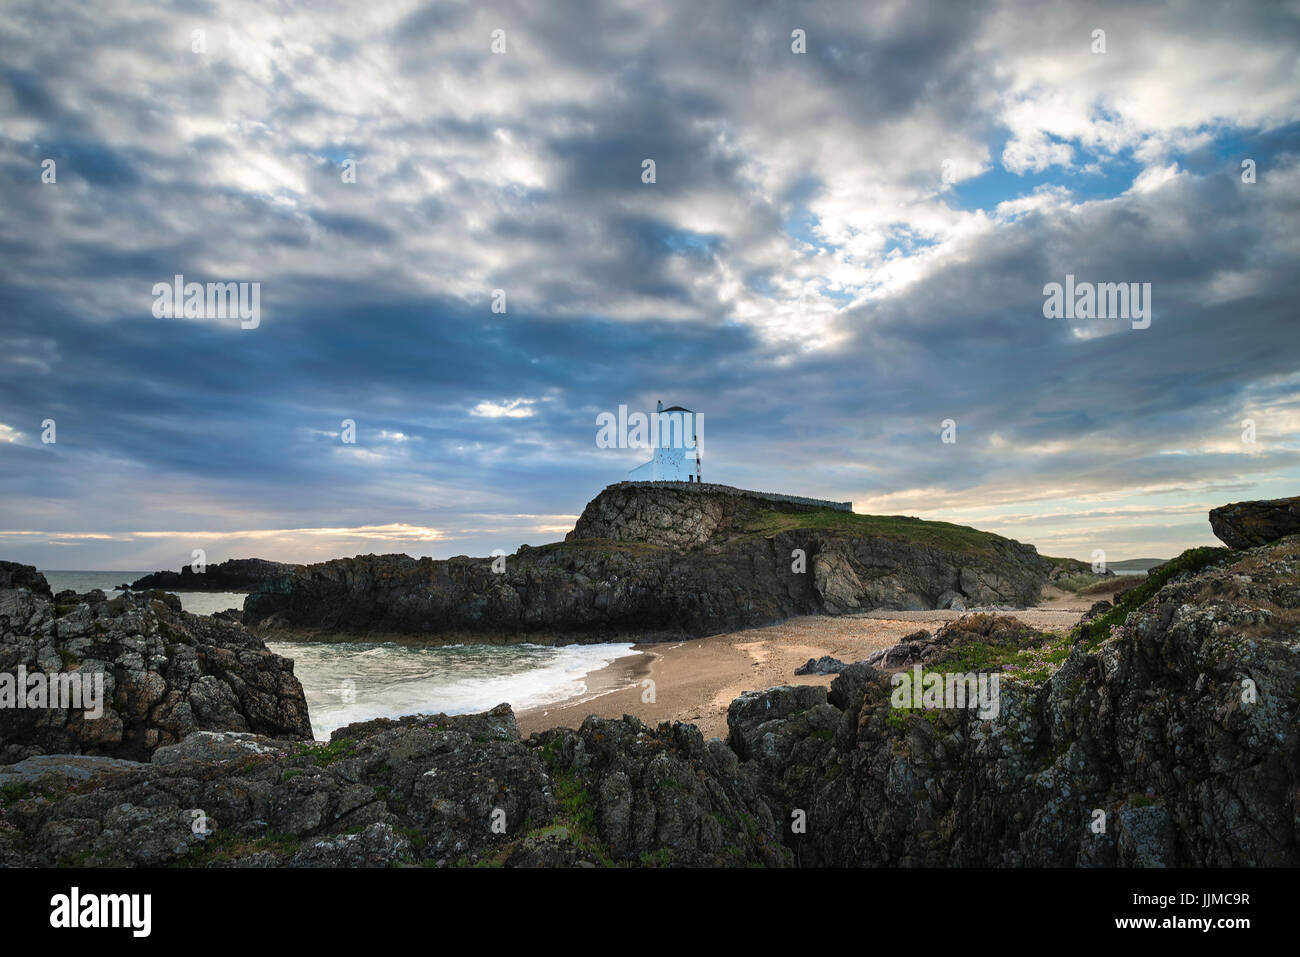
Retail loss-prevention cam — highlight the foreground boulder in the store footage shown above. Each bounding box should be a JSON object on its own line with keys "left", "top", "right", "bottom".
{"left": 1210, "top": 495, "right": 1300, "bottom": 549}
{"left": 0, "top": 566, "right": 311, "bottom": 762}
{"left": 0, "top": 705, "right": 789, "bottom": 867}
{"left": 244, "top": 483, "right": 1050, "bottom": 643}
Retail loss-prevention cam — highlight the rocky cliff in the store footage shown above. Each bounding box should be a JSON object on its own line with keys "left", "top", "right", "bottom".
{"left": 0, "top": 565, "right": 311, "bottom": 763}
{"left": 242, "top": 483, "right": 1051, "bottom": 642}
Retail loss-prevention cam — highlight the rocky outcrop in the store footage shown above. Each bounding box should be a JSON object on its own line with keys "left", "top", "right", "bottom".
{"left": 0, "top": 567, "right": 311, "bottom": 762}
{"left": 727, "top": 536, "right": 1300, "bottom": 866}
{"left": 0, "top": 562, "right": 53, "bottom": 598}
{"left": 1079, "top": 599, "right": 1113, "bottom": 623}
{"left": 0, "top": 705, "right": 789, "bottom": 868}
{"left": 128, "top": 558, "right": 291, "bottom": 592}
{"left": 1210, "top": 495, "right": 1300, "bottom": 549}
{"left": 244, "top": 483, "right": 1050, "bottom": 642}
{"left": 569, "top": 481, "right": 736, "bottom": 547}
{"left": 571, "top": 483, "right": 1052, "bottom": 613}
{"left": 2, "top": 510, "right": 1295, "bottom": 868}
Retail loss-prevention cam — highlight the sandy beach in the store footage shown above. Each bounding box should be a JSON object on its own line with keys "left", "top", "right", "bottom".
{"left": 516, "top": 586, "right": 1104, "bottom": 739}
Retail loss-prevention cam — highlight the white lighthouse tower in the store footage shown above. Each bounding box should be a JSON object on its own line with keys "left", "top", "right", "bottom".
{"left": 628, "top": 400, "right": 702, "bottom": 482}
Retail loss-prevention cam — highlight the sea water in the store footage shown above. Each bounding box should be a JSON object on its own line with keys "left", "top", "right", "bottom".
{"left": 264, "top": 639, "right": 638, "bottom": 740}
{"left": 41, "top": 570, "right": 245, "bottom": 616}
{"left": 38, "top": 570, "right": 640, "bottom": 740}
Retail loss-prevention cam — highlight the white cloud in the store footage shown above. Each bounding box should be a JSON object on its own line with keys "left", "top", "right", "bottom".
{"left": 471, "top": 398, "right": 536, "bottom": 419}
{"left": 1128, "top": 162, "right": 1182, "bottom": 194}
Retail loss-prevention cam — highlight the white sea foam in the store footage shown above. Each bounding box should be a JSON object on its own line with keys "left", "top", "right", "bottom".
{"left": 265, "top": 640, "right": 642, "bottom": 740}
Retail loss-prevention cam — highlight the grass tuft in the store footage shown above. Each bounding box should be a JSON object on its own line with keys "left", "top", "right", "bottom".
{"left": 1072, "top": 546, "right": 1231, "bottom": 650}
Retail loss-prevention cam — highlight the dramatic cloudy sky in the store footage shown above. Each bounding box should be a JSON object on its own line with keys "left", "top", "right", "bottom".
{"left": 1, "top": 0, "right": 1297, "bottom": 571}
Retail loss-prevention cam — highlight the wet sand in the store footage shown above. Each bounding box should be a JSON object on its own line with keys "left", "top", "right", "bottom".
{"left": 516, "top": 596, "right": 1100, "bottom": 739}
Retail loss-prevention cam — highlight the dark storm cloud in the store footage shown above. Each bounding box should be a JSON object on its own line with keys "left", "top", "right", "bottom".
{"left": 0, "top": 0, "right": 1297, "bottom": 568}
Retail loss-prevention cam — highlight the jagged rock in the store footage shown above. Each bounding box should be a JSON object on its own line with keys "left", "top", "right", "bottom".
{"left": 728, "top": 535, "right": 1299, "bottom": 866}
{"left": 794, "top": 655, "right": 847, "bottom": 675}
{"left": 537, "top": 713, "right": 791, "bottom": 866}
{"left": 1115, "top": 803, "right": 1177, "bottom": 868}
{"left": 725, "top": 686, "right": 841, "bottom": 830}
{"left": 289, "top": 823, "right": 415, "bottom": 868}
{"left": 726, "top": 684, "right": 840, "bottom": 819}
{"left": 569, "top": 483, "right": 733, "bottom": 547}
{"left": 863, "top": 628, "right": 934, "bottom": 668}
{"left": 727, "top": 685, "right": 831, "bottom": 763}
{"left": 0, "top": 566, "right": 312, "bottom": 762}
{"left": 1080, "top": 599, "right": 1112, "bottom": 623}
{"left": 861, "top": 617, "right": 1039, "bottom": 672}
{"left": 0, "top": 562, "right": 52, "bottom": 599}
{"left": 152, "top": 731, "right": 283, "bottom": 766}
{"left": 0, "top": 706, "right": 790, "bottom": 868}
{"left": 1210, "top": 495, "right": 1300, "bottom": 549}
{"left": 328, "top": 702, "right": 521, "bottom": 744}
{"left": 0, "top": 753, "right": 143, "bottom": 788}
{"left": 129, "top": 558, "right": 292, "bottom": 592}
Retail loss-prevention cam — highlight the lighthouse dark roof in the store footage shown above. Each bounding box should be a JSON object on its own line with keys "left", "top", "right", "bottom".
{"left": 662, "top": 405, "right": 692, "bottom": 412}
